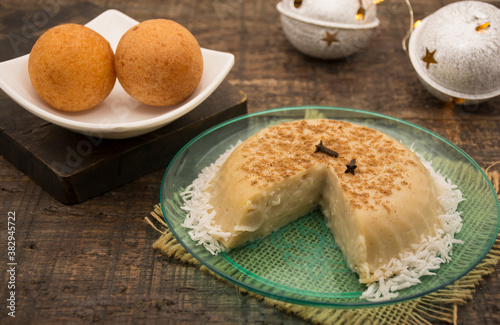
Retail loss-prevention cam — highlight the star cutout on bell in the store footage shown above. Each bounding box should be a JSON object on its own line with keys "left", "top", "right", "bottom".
{"left": 422, "top": 48, "right": 437, "bottom": 69}
{"left": 322, "top": 31, "right": 339, "bottom": 46}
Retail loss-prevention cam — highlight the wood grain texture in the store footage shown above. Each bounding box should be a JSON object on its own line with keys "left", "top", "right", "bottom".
{"left": 0, "top": 80, "right": 247, "bottom": 204}
{"left": 0, "top": 0, "right": 499, "bottom": 324}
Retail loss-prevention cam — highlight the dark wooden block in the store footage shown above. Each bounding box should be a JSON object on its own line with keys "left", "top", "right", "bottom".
{"left": 0, "top": 81, "right": 247, "bottom": 204}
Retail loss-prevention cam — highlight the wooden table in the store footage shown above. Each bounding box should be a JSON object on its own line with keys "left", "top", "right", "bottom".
{"left": 1, "top": 0, "right": 499, "bottom": 324}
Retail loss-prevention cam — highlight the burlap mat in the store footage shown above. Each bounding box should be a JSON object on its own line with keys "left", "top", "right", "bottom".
{"left": 145, "top": 167, "right": 500, "bottom": 325}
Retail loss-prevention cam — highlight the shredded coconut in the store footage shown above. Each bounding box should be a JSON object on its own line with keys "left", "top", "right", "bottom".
{"left": 360, "top": 152, "right": 464, "bottom": 301}
{"left": 180, "top": 140, "right": 465, "bottom": 301}
{"left": 179, "top": 141, "right": 241, "bottom": 255}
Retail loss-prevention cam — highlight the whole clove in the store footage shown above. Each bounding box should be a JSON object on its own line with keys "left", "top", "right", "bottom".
{"left": 315, "top": 140, "right": 339, "bottom": 157}
{"left": 345, "top": 159, "right": 357, "bottom": 175}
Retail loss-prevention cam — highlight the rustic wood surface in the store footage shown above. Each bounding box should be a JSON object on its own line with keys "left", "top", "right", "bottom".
{"left": 1, "top": 0, "right": 499, "bottom": 324}
{"left": 0, "top": 80, "right": 247, "bottom": 204}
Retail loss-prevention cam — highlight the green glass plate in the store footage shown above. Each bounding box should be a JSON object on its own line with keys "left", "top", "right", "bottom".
{"left": 160, "top": 107, "right": 499, "bottom": 308}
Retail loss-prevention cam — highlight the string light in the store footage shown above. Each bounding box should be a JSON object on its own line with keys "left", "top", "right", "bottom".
{"left": 356, "top": 0, "right": 366, "bottom": 21}
{"left": 356, "top": 8, "right": 366, "bottom": 21}
{"left": 476, "top": 22, "right": 490, "bottom": 33}
{"left": 356, "top": 0, "right": 385, "bottom": 21}
{"left": 401, "top": 0, "right": 415, "bottom": 53}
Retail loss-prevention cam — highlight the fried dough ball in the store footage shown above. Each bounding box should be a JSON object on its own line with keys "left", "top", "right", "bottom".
{"left": 114, "top": 19, "right": 203, "bottom": 106}
{"left": 28, "top": 24, "right": 116, "bottom": 111}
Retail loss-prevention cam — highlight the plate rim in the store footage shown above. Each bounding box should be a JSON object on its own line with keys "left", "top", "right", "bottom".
{"left": 160, "top": 106, "right": 500, "bottom": 308}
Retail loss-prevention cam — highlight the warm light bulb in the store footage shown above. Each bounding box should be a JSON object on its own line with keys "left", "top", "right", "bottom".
{"left": 414, "top": 20, "right": 422, "bottom": 29}
{"left": 450, "top": 97, "right": 465, "bottom": 105}
{"left": 356, "top": 8, "right": 366, "bottom": 21}
{"left": 373, "top": 0, "right": 384, "bottom": 4}
{"left": 476, "top": 22, "right": 490, "bottom": 33}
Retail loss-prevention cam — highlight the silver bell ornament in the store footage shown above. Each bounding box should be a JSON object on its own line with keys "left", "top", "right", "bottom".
{"left": 277, "top": 0, "right": 380, "bottom": 60}
{"left": 408, "top": 1, "right": 500, "bottom": 104}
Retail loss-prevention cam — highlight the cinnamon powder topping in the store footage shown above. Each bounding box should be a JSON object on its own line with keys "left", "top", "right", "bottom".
{"left": 315, "top": 140, "right": 339, "bottom": 157}
{"left": 230, "top": 119, "right": 420, "bottom": 211}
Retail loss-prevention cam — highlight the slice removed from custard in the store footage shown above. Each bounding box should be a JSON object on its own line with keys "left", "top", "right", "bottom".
{"left": 203, "top": 119, "right": 445, "bottom": 284}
